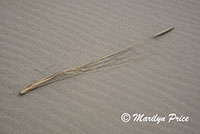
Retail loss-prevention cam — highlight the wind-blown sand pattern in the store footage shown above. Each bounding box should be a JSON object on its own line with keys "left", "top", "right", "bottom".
{"left": 0, "top": 0, "right": 200, "bottom": 134}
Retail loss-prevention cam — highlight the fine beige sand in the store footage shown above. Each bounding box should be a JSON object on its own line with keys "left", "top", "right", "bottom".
{"left": 0, "top": 0, "right": 200, "bottom": 133}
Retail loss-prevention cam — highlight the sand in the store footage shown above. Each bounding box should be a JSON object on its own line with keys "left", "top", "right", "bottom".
{"left": 0, "top": 0, "right": 200, "bottom": 133}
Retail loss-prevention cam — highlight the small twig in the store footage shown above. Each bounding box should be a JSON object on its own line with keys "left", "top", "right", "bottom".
{"left": 18, "top": 27, "right": 174, "bottom": 96}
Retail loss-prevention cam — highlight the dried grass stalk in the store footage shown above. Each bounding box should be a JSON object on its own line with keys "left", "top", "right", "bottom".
{"left": 19, "top": 27, "right": 174, "bottom": 96}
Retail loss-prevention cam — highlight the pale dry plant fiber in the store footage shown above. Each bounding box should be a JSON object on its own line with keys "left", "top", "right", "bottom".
{"left": 19, "top": 27, "right": 174, "bottom": 96}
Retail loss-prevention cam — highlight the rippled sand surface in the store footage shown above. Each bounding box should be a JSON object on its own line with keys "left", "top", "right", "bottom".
{"left": 0, "top": 0, "right": 200, "bottom": 133}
